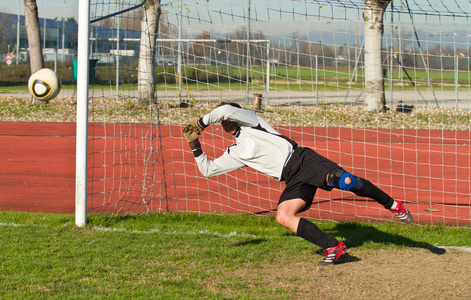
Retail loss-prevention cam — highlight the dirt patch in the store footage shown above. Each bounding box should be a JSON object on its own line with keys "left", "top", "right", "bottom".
{"left": 215, "top": 247, "right": 471, "bottom": 299}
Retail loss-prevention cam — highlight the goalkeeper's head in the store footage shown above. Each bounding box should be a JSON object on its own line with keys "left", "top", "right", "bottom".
{"left": 221, "top": 119, "right": 239, "bottom": 133}
{"left": 217, "top": 101, "right": 242, "bottom": 109}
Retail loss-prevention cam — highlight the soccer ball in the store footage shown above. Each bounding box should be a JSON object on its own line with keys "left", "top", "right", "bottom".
{"left": 28, "top": 68, "right": 62, "bottom": 101}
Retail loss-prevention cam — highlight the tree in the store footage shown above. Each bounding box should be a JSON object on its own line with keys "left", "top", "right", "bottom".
{"left": 363, "top": 0, "right": 390, "bottom": 111}
{"left": 24, "top": 0, "right": 44, "bottom": 105}
{"left": 0, "top": 13, "right": 10, "bottom": 51}
{"left": 66, "top": 17, "right": 77, "bottom": 23}
{"left": 24, "top": 0, "right": 43, "bottom": 73}
{"left": 138, "top": 0, "right": 161, "bottom": 105}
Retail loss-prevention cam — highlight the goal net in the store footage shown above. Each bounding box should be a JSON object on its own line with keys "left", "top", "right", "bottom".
{"left": 79, "top": 0, "right": 471, "bottom": 226}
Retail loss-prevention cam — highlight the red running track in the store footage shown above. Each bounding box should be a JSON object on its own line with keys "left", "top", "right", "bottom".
{"left": 1, "top": 122, "right": 470, "bottom": 225}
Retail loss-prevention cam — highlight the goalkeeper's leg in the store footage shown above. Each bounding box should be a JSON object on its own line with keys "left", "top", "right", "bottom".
{"left": 276, "top": 198, "right": 346, "bottom": 264}
{"left": 326, "top": 168, "right": 413, "bottom": 223}
{"left": 326, "top": 168, "right": 394, "bottom": 208}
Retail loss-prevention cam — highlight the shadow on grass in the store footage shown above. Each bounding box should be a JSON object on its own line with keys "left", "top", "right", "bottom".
{"left": 326, "top": 222, "right": 446, "bottom": 255}
{"left": 233, "top": 238, "right": 267, "bottom": 246}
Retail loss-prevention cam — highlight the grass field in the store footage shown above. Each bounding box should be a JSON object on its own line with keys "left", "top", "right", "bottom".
{"left": 1, "top": 211, "right": 470, "bottom": 299}
{"left": 2, "top": 63, "right": 469, "bottom": 92}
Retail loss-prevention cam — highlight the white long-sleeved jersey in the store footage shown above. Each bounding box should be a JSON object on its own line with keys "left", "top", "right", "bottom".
{"left": 194, "top": 105, "right": 298, "bottom": 181}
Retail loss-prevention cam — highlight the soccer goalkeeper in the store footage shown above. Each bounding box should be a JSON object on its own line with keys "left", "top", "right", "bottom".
{"left": 183, "top": 102, "right": 413, "bottom": 265}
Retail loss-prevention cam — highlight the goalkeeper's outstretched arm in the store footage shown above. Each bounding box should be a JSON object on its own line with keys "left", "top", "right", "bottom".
{"left": 183, "top": 123, "right": 245, "bottom": 178}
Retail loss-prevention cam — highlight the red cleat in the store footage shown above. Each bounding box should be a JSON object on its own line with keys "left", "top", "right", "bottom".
{"left": 319, "top": 241, "right": 347, "bottom": 265}
{"left": 389, "top": 201, "right": 413, "bottom": 224}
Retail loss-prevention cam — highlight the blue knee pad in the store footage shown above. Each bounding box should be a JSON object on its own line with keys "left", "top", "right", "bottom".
{"left": 328, "top": 169, "right": 363, "bottom": 192}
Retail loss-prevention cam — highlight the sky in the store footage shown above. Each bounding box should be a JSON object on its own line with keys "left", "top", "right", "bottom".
{"left": 1, "top": 0, "right": 470, "bottom": 38}
{"left": 2, "top": 0, "right": 470, "bottom": 51}
{"left": 0, "top": 0, "right": 471, "bottom": 24}
{"left": 4, "top": 0, "right": 470, "bottom": 24}
{"left": 1, "top": 0, "right": 79, "bottom": 20}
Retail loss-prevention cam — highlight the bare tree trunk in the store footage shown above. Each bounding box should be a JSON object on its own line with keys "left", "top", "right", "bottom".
{"left": 363, "top": 0, "right": 390, "bottom": 111}
{"left": 138, "top": 0, "right": 161, "bottom": 105}
{"left": 24, "top": 0, "right": 44, "bottom": 105}
{"left": 24, "top": 0, "right": 43, "bottom": 73}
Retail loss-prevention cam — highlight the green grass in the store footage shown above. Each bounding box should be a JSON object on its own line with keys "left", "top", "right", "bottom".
{"left": 0, "top": 211, "right": 469, "bottom": 299}
{"left": 2, "top": 63, "right": 469, "bottom": 93}
{"left": 0, "top": 84, "right": 77, "bottom": 94}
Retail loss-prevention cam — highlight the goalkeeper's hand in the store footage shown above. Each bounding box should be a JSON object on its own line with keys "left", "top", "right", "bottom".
{"left": 183, "top": 124, "right": 203, "bottom": 157}
{"left": 188, "top": 119, "right": 204, "bottom": 135}
{"left": 183, "top": 124, "right": 199, "bottom": 143}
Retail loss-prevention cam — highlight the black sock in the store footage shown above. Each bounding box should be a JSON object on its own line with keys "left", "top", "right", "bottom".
{"left": 296, "top": 218, "right": 338, "bottom": 249}
{"left": 355, "top": 179, "right": 394, "bottom": 209}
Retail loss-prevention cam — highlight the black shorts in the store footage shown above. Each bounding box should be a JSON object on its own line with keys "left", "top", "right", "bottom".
{"left": 279, "top": 147, "right": 341, "bottom": 211}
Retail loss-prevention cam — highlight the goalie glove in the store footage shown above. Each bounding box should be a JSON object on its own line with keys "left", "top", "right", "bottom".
{"left": 183, "top": 124, "right": 203, "bottom": 157}
{"left": 183, "top": 124, "right": 198, "bottom": 142}
{"left": 188, "top": 118, "right": 204, "bottom": 135}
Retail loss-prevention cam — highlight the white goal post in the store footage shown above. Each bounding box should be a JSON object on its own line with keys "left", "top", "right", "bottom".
{"left": 75, "top": 0, "right": 91, "bottom": 227}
